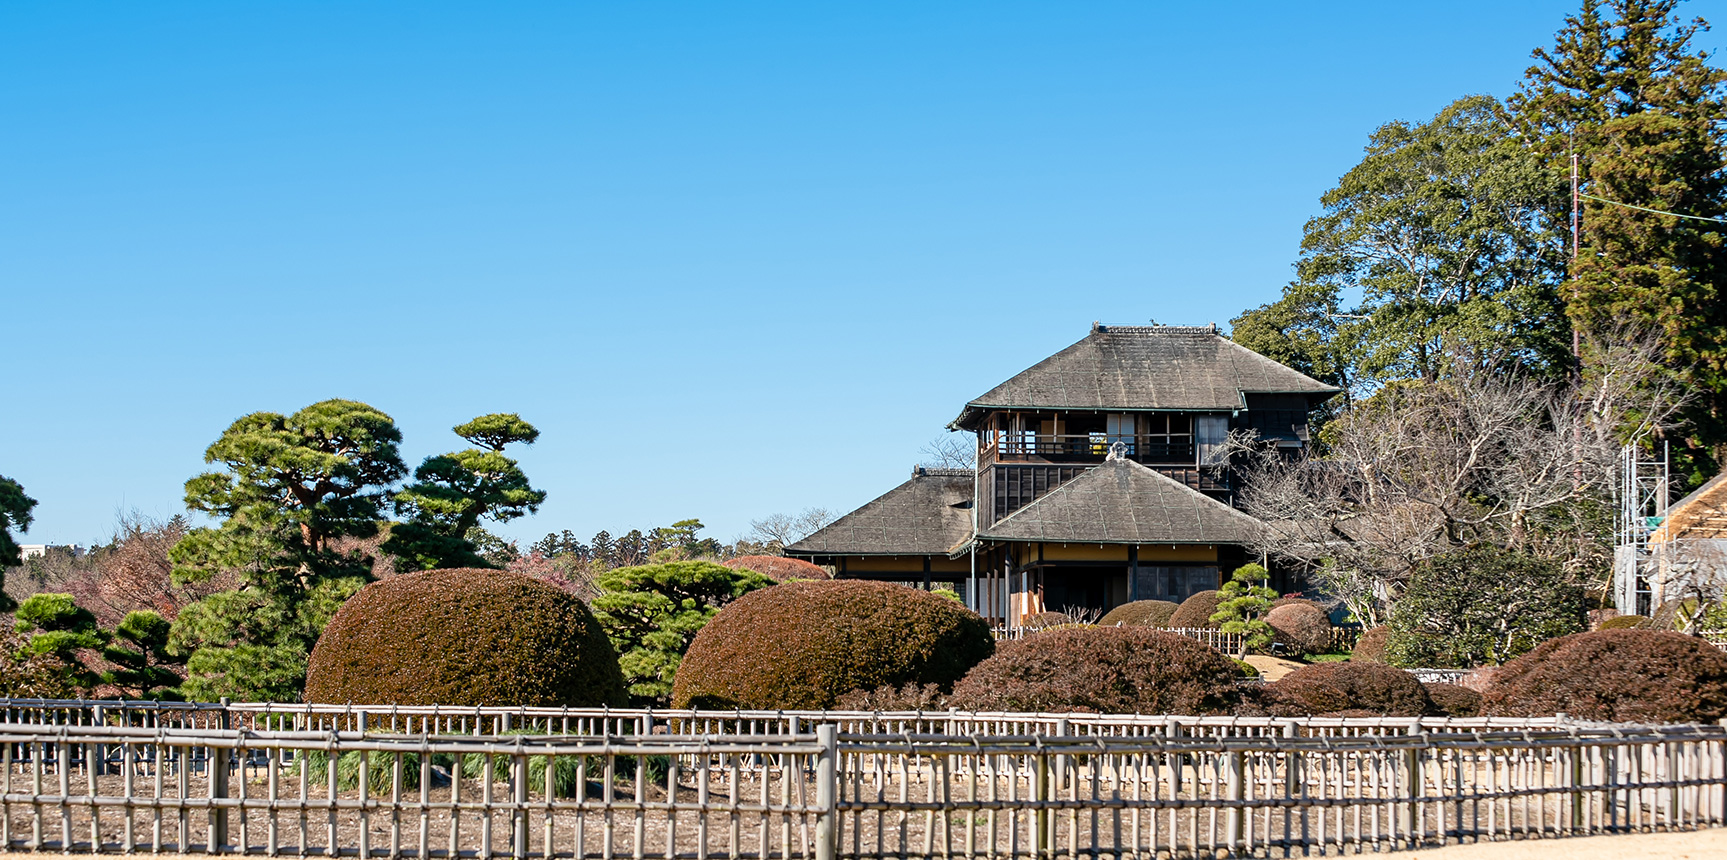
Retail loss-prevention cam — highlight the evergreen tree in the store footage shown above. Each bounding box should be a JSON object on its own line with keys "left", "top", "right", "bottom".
{"left": 0, "top": 474, "right": 37, "bottom": 612}
{"left": 590, "top": 560, "right": 771, "bottom": 705}
{"left": 385, "top": 414, "right": 545, "bottom": 570}
{"left": 1209, "top": 564, "right": 1279, "bottom": 658}
{"left": 13, "top": 593, "right": 107, "bottom": 693}
{"left": 1509, "top": 0, "right": 1727, "bottom": 470}
{"left": 102, "top": 610, "right": 186, "bottom": 700}
{"left": 167, "top": 399, "right": 406, "bottom": 700}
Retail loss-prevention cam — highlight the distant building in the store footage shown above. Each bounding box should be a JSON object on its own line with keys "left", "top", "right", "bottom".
{"left": 785, "top": 323, "right": 1341, "bottom": 625}
{"left": 1641, "top": 470, "right": 1727, "bottom": 611}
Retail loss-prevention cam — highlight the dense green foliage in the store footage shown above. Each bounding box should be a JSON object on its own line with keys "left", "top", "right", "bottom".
{"left": 1483, "top": 629, "right": 1727, "bottom": 722}
{"left": 1098, "top": 599, "right": 1179, "bottom": 628}
{"left": 1209, "top": 564, "right": 1278, "bottom": 655}
{"left": 950, "top": 627, "right": 1241, "bottom": 715}
{"left": 305, "top": 569, "right": 626, "bottom": 707}
{"left": 167, "top": 399, "right": 406, "bottom": 700}
{"left": 14, "top": 593, "right": 105, "bottom": 691}
{"left": 1387, "top": 546, "right": 1586, "bottom": 668}
{"left": 590, "top": 560, "right": 771, "bottom": 705}
{"left": 384, "top": 414, "right": 546, "bottom": 571}
{"left": 0, "top": 474, "right": 38, "bottom": 611}
{"left": 671, "top": 581, "right": 993, "bottom": 710}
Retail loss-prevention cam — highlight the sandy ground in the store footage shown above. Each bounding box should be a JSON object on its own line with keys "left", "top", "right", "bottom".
{"left": 1246, "top": 654, "right": 1307, "bottom": 681}
{"left": 3, "top": 828, "right": 1725, "bottom": 857}
{"left": 1384, "top": 828, "right": 1727, "bottom": 859}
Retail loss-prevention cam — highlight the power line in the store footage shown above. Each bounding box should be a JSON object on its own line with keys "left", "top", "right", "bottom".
{"left": 1579, "top": 192, "right": 1727, "bottom": 224}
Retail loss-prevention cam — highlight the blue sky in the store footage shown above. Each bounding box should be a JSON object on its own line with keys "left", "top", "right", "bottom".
{"left": 5, "top": 1, "right": 1710, "bottom": 548}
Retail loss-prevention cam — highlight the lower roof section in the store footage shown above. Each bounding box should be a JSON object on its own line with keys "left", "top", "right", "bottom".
{"left": 785, "top": 467, "right": 974, "bottom": 558}
{"left": 976, "top": 457, "right": 1263, "bottom": 546}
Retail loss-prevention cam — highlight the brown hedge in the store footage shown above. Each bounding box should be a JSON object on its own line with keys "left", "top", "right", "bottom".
{"left": 305, "top": 569, "right": 626, "bottom": 707}
{"left": 1165, "top": 590, "right": 1223, "bottom": 629}
{"left": 721, "top": 556, "right": 830, "bottom": 582}
{"left": 949, "top": 626, "right": 1241, "bottom": 715}
{"left": 1482, "top": 629, "right": 1727, "bottom": 723}
{"left": 1352, "top": 627, "right": 1390, "bottom": 663}
{"left": 1424, "top": 683, "right": 1482, "bottom": 717}
{"left": 1266, "top": 603, "right": 1333, "bottom": 655}
{"left": 1098, "top": 600, "right": 1179, "bottom": 628}
{"left": 670, "top": 580, "right": 993, "bottom": 710}
{"left": 1270, "top": 662, "right": 1434, "bottom": 717}
{"left": 1272, "top": 596, "right": 1323, "bottom": 611}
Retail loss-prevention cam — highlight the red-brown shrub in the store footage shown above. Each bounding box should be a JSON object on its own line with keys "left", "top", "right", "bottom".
{"left": 1166, "top": 590, "right": 1223, "bottom": 629}
{"left": 1482, "top": 629, "right": 1727, "bottom": 723}
{"left": 949, "top": 627, "right": 1241, "bottom": 715}
{"left": 1099, "top": 600, "right": 1179, "bottom": 628}
{"left": 1352, "top": 627, "right": 1390, "bottom": 663}
{"left": 671, "top": 580, "right": 993, "bottom": 710}
{"left": 721, "top": 556, "right": 830, "bottom": 582}
{"left": 1266, "top": 603, "right": 1333, "bottom": 655}
{"left": 1424, "top": 682, "right": 1482, "bottom": 717}
{"left": 1272, "top": 596, "right": 1322, "bottom": 611}
{"left": 305, "top": 569, "right": 626, "bottom": 707}
{"left": 1271, "top": 662, "right": 1433, "bottom": 717}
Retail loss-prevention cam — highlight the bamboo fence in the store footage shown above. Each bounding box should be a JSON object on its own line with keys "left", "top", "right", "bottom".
{"left": 0, "top": 700, "right": 1722, "bottom": 858}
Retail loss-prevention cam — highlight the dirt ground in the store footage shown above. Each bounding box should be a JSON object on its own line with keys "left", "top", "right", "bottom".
{"left": 1245, "top": 654, "right": 1307, "bottom": 681}
{"left": 1384, "top": 828, "right": 1727, "bottom": 859}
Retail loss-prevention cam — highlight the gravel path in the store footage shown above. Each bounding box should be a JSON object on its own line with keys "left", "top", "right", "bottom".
{"left": 1384, "top": 828, "right": 1727, "bottom": 858}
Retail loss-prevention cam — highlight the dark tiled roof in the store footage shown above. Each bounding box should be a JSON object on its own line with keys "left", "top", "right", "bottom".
{"left": 951, "top": 324, "right": 1341, "bottom": 429}
{"left": 786, "top": 467, "right": 974, "bottom": 557}
{"left": 977, "top": 458, "right": 1262, "bottom": 545}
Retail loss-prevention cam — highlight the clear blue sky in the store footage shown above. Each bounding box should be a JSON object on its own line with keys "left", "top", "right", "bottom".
{"left": 6, "top": 1, "right": 1707, "bottom": 548}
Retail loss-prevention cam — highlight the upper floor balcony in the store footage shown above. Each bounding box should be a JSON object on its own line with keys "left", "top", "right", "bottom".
{"left": 985, "top": 433, "right": 1196, "bottom": 465}
{"left": 976, "top": 409, "right": 1231, "bottom": 468}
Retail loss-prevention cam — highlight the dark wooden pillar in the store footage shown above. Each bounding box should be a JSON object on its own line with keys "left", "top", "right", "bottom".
{"left": 1128, "top": 545, "right": 1140, "bottom": 602}
{"left": 922, "top": 557, "right": 931, "bottom": 591}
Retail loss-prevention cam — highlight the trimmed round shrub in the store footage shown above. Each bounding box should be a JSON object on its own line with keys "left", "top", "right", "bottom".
{"left": 1266, "top": 603, "right": 1333, "bottom": 655}
{"left": 1270, "top": 662, "right": 1433, "bottom": 717}
{"left": 721, "top": 555, "right": 830, "bottom": 582}
{"left": 1166, "top": 590, "right": 1223, "bottom": 629}
{"left": 305, "top": 569, "right": 626, "bottom": 707}
{"left": 1598, "top": 614, "right": 1650, "bottom": 630}
{"left": 1352, "top": 627, "right": 1390, "bottom": 663}
{"left": 671, "top": 580, "right": 993, "bottom": 710}
{"left": 1272, "top": 596, "right": 1323, "bottom": 611}
{"left": 1424, "top": 682, "right": 1482, "bottom": 717}
{"left": 1099, "top": 599, "right": 1179, "bottom": 628}
{"left": 1482, "top": 629, "right": 1727, "bottom": 723}
{"left": 949, "top": 626, "right": 1241, "bottom": 715}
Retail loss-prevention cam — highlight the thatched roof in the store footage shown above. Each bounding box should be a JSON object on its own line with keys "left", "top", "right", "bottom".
{"left": 785, "top": 467, "right": 974, "bottom": 557}
{"left": 951, "top": 324, "right": 1340, "bottom": 430}
{"left": 976, "top": 458, "right": 1262, "bottom": 546}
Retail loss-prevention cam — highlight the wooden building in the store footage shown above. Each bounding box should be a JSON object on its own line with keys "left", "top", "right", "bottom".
{"left": 787, "top": 323, "right": 1341, "bottom": 625}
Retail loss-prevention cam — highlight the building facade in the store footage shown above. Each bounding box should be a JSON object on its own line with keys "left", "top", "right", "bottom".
{"left": 787, "top": 323, "right": 1340, "bottom": 625}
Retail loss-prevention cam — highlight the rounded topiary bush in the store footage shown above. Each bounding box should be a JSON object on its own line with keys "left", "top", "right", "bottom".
{"left": 1166, "top": 590, "right": 1223, "bottom": 629}
{"left": 721, "top": 555, "right": 830, "bottom": 582}
{"left": 1266, "top": 603, "right": 1333, "bottom": 655}
{"left": 305, "top": 569, "right": 626, "bottom": 707}
{"left": 1424, "top": 682, "right": 1482, "bottom": 717}
{"left": 1597, "top": 614, "right": 1649, "bottom": 630}
{"left": 1352, "top": 627, "right": 1390, "bottom": 663}
{"left": 670, "top": 580, "right": 993, "bottom": 710}
{"left": 1099, "top": 600, "right": 1179, "bottom": 628}
{"left": 1482, "top": 629, "right": 1727, "bottom": 723}
{"left": 1270, "top": 662, "right": 1433, "bottom": 717}
{"left": 949, "top": 626, "right": 1241, "bottom": 715}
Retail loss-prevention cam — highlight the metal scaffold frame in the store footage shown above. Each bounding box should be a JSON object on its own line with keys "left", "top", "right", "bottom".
{"left": 1616, "top": 441, "right": 1671, "bottom": 615}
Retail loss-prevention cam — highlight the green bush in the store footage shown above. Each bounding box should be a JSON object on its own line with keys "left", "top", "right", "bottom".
{"left": 1386, "top": 546, "right": 1585, "bottom": 668}
{"left": 1209, "top": 565, "right": 1277, "bottom": 654}
{"left": 591, "top": 560, "right": 771, "bottom": 706}
{"left": 1166, "top": 590, "right": 1223, "bottom": 629}
{"left": 305, "top": 569, "right": 626, "bottom": 706}
{"left": 1352, "top": 627, "right": 1390, "bottom": 663}
{"left": 1270, "top": 662, "right": 1434, "bottom": 717}
{"left": 1265, "top": 603, "right": 1333, "bottom": 655}
{"left": 671, "top": 580, "right": 993, "bottom": 709}
{"left": 1482, "top": 629, "right": 1727, "bottom": 723}
{"left": 1098, "top": 600, "right": 1179, "bottom": 628}
{"left": 949, "top": 627, "right": 1241, "bottom": 715}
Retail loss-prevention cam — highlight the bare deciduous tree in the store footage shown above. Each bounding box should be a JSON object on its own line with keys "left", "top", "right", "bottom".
{"left": 919, "top": 435, "right": 976, "bottom": 469}
{"left": 1238, "top": 331, "right": 1685, "bottom": 626}
{"left": 744, "top": 507, "right": 837, "bottom": 553}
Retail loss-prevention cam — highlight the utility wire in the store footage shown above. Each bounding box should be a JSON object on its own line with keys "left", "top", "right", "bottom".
{"left": 1579, "top": 192, "right": 1727, "bottom": 224}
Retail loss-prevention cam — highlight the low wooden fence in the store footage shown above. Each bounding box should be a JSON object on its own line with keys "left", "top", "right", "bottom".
{"left": 993, "top": 625, "right": 1360, "bottom": 654}
{"left": 0, "top": 719, "right": 1722, "bottom": 858}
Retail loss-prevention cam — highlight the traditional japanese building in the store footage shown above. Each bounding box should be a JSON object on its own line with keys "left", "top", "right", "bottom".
{"left": 787, "top": 322, "right": 1341, "bottom": 625}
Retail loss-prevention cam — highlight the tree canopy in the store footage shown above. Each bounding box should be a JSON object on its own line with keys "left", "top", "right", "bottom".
{"left": 0, "top": 474, "right": 38, "bottom": 611}
{"left": 384, "top": 413, "right": 546, "bottom": 570}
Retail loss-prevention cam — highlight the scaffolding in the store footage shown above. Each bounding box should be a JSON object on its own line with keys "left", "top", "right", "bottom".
{"left": 1614, "top": 441, "right": 1670, "bottom": 615}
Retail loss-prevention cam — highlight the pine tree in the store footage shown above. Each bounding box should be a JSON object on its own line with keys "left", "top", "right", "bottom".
{"left": 385, "top": 414, "right": 545, "bottom": 570}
